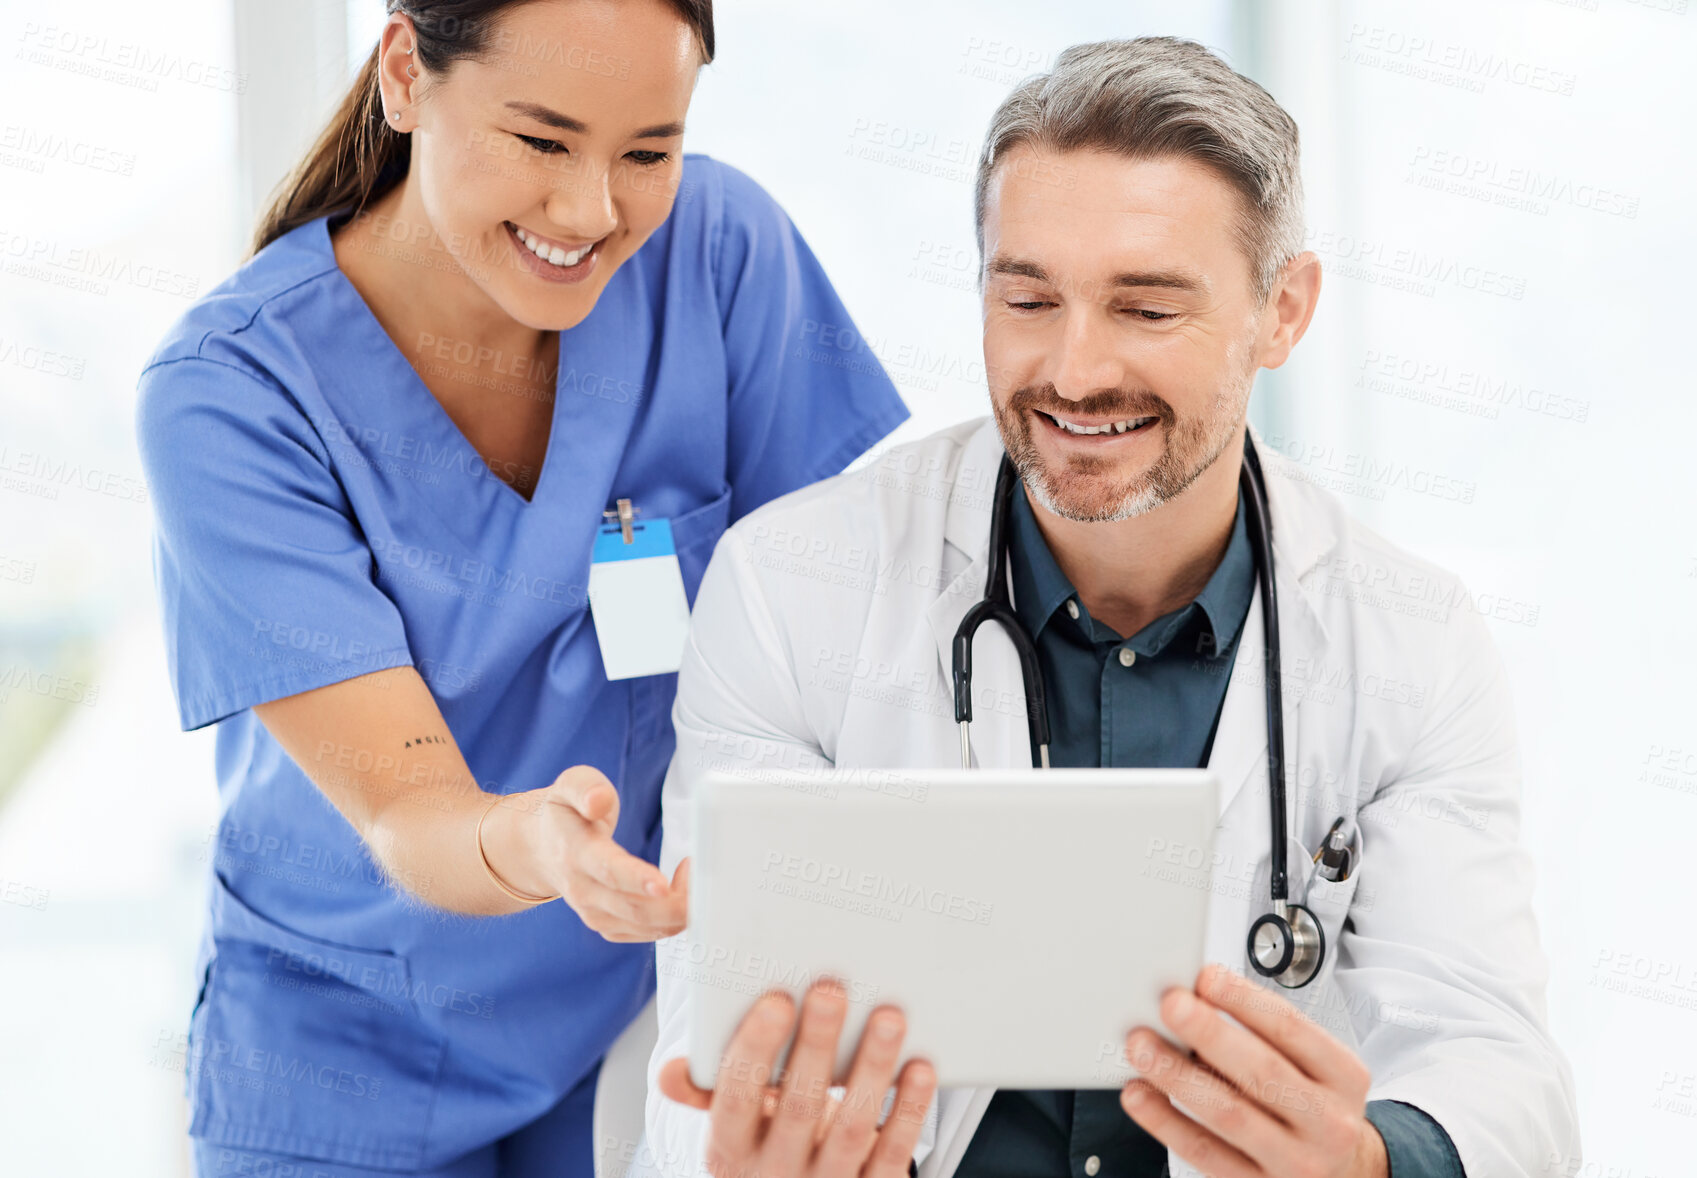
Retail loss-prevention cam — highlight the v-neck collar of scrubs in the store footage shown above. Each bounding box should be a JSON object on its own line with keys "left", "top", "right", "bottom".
{"left": 317, "top": 210, "right": 570, "bottom": 514}
{"left": 308, "top": 209, "right": 650, "bottom": 555}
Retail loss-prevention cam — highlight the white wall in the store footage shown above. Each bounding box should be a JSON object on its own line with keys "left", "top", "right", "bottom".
{"left": 1254, "top": 5, "right": 1696, "bottom": 1174}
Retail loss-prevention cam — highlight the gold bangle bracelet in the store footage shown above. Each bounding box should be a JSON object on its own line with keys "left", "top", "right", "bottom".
{"left": 476, "top": 794, "right": 557, "bottom": 906}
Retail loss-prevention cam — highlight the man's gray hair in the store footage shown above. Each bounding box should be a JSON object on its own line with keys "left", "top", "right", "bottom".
{"left": 974, "top": 36, "right": 1305, "bottom": 306}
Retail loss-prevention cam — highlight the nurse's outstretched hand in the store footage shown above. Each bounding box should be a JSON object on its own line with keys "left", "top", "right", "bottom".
{"left": 485, "top": 765, "right": 689, "bottom": 941}
{"left": 657, "top": 978, "right": 936, "bottom": 1178}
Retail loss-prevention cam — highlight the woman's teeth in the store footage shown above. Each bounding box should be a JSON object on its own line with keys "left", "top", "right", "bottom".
{"left": 1045, "top": 412, "right": 1156, "bottom": 436}
{"left": 513, "top": 224, "right": 594, "bottom": 267}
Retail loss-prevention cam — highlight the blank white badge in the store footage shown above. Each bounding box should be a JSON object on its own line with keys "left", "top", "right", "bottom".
{"left": 587, "top": 517, "right": 691, "bottom": 680}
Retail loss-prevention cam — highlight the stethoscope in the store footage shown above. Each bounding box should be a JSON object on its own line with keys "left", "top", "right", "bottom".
{"left": 951, "top": 434, "right": 1350, "bottom": 989}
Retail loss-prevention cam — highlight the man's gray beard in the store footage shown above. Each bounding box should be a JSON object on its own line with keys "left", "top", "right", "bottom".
{"left": 1003, "top": 380, "right": 1248, "bottom": 523}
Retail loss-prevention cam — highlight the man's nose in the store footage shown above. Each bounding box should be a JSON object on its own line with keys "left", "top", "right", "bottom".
{"left": 1048, "top": 309, "right": 1125, "bottom": 401}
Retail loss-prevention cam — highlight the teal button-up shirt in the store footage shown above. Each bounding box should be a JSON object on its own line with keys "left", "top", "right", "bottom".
{"left": 952, "top": 482, "right": 1463, "bottom": 1178}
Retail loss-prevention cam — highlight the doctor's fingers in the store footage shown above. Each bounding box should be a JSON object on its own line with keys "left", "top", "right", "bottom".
{"left": 1195, "top": 964, "right": 1372, "bottom": 1098}
{"left": 860, "top": 1062, "right": 937, "bottom": 1178}
{"left": 706, "top": 992, "right": 796, "bottom": 1171}
{"left": 811, "top": 1006, "right": 908, "bottom": 1173}
{"left": 1152, "top": 987, "right": 1322, "bottom": 1129}
{"left": 1122, "top": 1038, "right": 1293, "bottom": 1169}
{"left": 762, "top": 979, "right": 851, "bottom": 1170}
{"left": 1119, "top": 1081, "right": 1261, "bottom": 1178}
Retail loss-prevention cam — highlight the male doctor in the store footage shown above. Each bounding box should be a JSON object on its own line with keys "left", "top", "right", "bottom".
{"left": 644, "top": 36, "right": 1580, "bottom": 1178}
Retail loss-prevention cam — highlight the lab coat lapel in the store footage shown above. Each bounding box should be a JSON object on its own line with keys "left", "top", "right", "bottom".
{"left": 1203, "top": 583, "right": 1269, "bottom": 822}
{"left": 1208, "top": 425, "right": 1335, "bottom": 823}
{"left": 923, "top": 422, "right": 1029, "bottom": 772}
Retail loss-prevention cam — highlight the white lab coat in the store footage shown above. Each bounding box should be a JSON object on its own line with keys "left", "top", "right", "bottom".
{"left": 642, "top": 417, "right": 1580, "bottom": 1178}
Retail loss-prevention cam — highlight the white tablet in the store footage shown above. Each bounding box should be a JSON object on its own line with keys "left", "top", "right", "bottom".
{"left": 677, "top": 768, "right": 1218, "bottom": 1091}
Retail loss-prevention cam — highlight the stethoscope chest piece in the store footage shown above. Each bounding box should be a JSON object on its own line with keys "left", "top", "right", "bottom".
{"left": 1248, "top": 900, "right": 1325, "bottom": 989}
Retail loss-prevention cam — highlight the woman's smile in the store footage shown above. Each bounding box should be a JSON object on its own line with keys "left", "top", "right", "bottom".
{"left": 504, "top": 220, "right": 605, "bottom": 284}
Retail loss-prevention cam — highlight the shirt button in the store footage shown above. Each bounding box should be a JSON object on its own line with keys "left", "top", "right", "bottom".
{"left": 1118, "top": 648, "right": 1136, "bottom": 668}
{"left": 1085, "top": 1156, "right": 1101, "bottom": 1176}
{"left": 1066, "top": 598, "right": 1080, "bottom": 620}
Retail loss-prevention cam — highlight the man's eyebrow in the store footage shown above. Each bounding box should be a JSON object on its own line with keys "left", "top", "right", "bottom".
{"left": 503, "top": 101, "right": 684, "bottom": 139}
{"left": 987, "top": 254, "right": 1209, "bottom": 295}
{"left": 1110, "top": 269, "right": 1209, "bottom": 294}
{"left": 986, "top": 256, "right": 1049, "bottom": 282}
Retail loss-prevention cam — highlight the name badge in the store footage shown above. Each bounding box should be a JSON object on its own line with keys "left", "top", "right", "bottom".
{"left": 588, "top": 517, "right": 691, "bottom": 680}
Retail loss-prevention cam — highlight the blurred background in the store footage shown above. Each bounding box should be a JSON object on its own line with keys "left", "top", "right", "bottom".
{"left": 1, "top": 0, "right": 1692, "bottom": 1173}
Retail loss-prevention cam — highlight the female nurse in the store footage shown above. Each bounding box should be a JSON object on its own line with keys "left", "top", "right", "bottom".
{"left": 134, "top": 1, "right": 906, "bottom": 1174}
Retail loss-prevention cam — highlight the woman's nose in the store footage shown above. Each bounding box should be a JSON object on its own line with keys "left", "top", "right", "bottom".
{"left": 542, "top": 161, "right": 618, "bottom": 242}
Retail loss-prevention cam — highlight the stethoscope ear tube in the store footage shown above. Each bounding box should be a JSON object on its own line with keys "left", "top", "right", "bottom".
{"left": 953, "top": 457, "right": 1051, "bottom": 768}
{"left": 1238, "top": 439, "right": 1290, "bottom": 905}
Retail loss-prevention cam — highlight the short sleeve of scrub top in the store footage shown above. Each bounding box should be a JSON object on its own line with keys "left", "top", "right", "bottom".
{"left": 133, "top": 153, "right": 907, "bottom": 1170}
{"left": 136, "top": 357, "right": 417, "bottom": 730}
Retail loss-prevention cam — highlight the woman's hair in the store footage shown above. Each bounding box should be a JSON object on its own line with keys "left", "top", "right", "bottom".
{"left": 248, "top": 0, "right": 714, "bottom": 259}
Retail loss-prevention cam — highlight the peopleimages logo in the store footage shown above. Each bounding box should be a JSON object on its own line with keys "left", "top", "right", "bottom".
{"left": 758, "top": 851, "right": 994, "bottom": 925}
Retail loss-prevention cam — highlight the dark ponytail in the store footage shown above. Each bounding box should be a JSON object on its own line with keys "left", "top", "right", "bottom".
{"left": 248, "top": 0, "right": 715, "bottom": 259}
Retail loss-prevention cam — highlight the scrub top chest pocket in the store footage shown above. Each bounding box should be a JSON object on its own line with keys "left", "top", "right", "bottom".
{"left": 588, "top": 503, "right": 692, "bottom": 680}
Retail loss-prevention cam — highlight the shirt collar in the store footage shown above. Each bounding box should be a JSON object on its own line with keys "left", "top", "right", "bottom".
{"left": 1188, "top": 487, "right": 1255, "bottom": 657}
{"left": 1006, "top": 482, "right": 1256, "bottom": 658}
{"left": 1007, "top": 485, "right": 1083, "bottom": 641}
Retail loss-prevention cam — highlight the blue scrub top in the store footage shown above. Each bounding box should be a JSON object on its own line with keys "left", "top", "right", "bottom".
{"left": 135, "top": 154, "right": 907, "bottom": 1170}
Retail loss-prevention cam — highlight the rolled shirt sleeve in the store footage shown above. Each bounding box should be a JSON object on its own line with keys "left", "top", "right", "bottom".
{"left": 1366, "top": 1100, "right": 1466, "bottom": 1178}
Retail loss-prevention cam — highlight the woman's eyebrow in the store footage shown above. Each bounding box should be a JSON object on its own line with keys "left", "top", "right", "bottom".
{"left": 503, "top": 100, "right": 684, "bottom": 140}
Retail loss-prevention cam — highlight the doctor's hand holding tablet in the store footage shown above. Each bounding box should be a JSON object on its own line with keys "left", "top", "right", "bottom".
{"left": 656, "top": 771, "right": 1389, "bottom": 1178}
{"left": 659, "top": 982, "right": 937, "bottom": 1178}
{"left": 657, "top": 971, "right": 1386, "bottom": 1178}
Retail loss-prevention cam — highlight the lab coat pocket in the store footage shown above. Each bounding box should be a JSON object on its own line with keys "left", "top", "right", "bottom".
{"left": 1301, "top": 822, "right": 1366, "bottom": 975}
{"left": 188, "top": 872, "right": 447, "bottom": 1169}
{"left": 1303, "top": 872, "right": 1361, "bottom": 954}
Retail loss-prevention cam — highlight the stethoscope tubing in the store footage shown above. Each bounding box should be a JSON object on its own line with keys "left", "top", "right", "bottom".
{"left": 952, "top": 433, "right": 1300, "bottom": 933}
